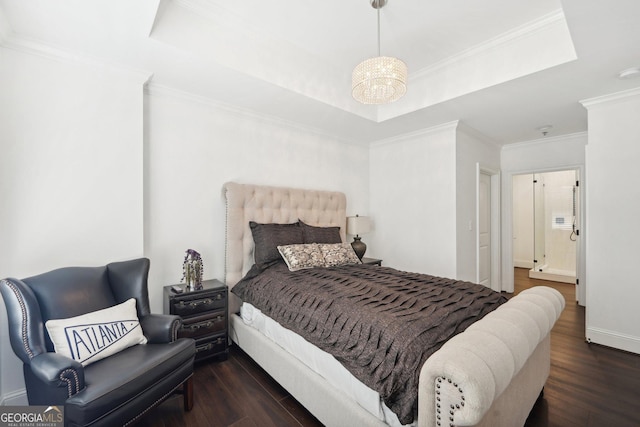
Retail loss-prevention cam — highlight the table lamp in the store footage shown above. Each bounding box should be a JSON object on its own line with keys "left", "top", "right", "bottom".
{"left": 347, "top": 214, "right": 371, "bottom": 260}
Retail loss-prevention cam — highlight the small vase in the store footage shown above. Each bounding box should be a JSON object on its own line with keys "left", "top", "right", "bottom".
{"left": 185, "top": 261, "right": 202, "bottom": 291}
{"left": 182, "top": 249, "right": 203, "bottom": 291}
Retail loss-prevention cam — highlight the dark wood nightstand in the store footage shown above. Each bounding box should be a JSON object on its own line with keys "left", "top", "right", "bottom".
{"left": 163, "top": 279, "right": 228, "bottom": 362}
{"left": 361, "top": 257, "right": 382, "bottom": 266}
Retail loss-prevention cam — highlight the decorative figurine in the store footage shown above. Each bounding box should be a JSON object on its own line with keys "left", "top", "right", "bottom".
{"left": 181, "top": 249, "right": 203, "bottom": 290}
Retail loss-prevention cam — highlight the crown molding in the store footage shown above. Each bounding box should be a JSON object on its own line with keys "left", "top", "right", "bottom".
{"left": 412, "top": 9, "right": 567, "bottom": 81}
{"left": 456, "top": 121, "right": 501, "bottom": 149}
{"left": 370, "top": 121, "right": 460, "bottom": 148}
{"left": 371, "top": 120, "right": 501, "bottom": 149}
{"left": 1, "top": 34, "right": 153, "bottom": 84}
{"left": 580, "top": 87, "right": 640, "bottom": 109}
{"left": 502, "top": 131, "right": 588, "bottom": 151}
{"left": 145, "top": 83, "right": 365, "bottom": 147}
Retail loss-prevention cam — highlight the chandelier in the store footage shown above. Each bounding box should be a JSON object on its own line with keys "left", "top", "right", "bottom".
{"left": 352, "top": 0, "right": 407, "bottom": 105}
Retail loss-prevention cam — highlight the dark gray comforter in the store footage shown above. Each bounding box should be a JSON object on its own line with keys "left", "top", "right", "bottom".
{"left": 232, "top": 263, "right": 507, "bottom": 424}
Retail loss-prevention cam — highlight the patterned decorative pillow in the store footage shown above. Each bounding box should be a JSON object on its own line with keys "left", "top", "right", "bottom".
{"left": 299, "top": 220, "right": 342, "bottom": 244}
{"left": 278, "top": 243, "right": 325, "bottom": 271}
{"left": 250, "top": 221, "right": 304, "bottom": 268}
{"left": 45, "top": 298, "right": 147, "bottom": 366}
{"left": 318, "top": 243, "right": 362, "bottom": 267}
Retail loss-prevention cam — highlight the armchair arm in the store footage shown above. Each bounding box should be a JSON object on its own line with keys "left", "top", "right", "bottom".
{"left": 30, "top": 352, "right": 85, "bottom": 397}
{"left": 141, "top": 313, "right": 182, "bottom": 343}
{"left": 0, "top": 279, "right": 48, "bottom": 363}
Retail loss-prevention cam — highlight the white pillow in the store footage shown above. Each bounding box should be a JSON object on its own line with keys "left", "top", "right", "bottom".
{"left": 318, "top": 243, "right": 362, "bottom": 267}
{"left": 278, "top": 243, "right": 325, "bottom": 271}
{"left": 45, "top": 298, "right": 147, "bottom": 366}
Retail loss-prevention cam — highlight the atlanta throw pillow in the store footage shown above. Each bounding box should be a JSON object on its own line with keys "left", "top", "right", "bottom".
{"left": 45, "top": 298, "right": 147, "bottom": 366}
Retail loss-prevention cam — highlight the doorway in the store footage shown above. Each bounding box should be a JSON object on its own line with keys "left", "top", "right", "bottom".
{"left": 478, "top": 172, "right": 491, "bottom": 287}
{"left": 477, "top": 166, "right": 500, "bottom": 292}
{"left": 512, "top": 169, "right": 582, "bottom": 302}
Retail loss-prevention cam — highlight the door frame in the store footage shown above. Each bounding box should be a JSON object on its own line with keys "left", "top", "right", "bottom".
{"left": 476, "top": 164, "right": 501, "bottom": 292}
{"left": 502, "top": 165, "right": 586, "bottom": 305}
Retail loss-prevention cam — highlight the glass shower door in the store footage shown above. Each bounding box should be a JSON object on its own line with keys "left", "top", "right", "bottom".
{"left": 533, "top": 174, "right": 545, "bottom": 272}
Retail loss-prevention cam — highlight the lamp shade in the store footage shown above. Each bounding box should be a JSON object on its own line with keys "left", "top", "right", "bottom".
{"left": 347, "top": 216, "right": 371, "bottom": 236}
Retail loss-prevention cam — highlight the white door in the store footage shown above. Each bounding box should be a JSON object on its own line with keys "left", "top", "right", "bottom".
{"left": 478, "top": 172, "right": 491, "bottom": 287}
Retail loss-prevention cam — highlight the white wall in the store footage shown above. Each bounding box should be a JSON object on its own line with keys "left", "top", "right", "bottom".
{"left": 455, "top": 125, "right": 501, "bottom": 284}
{"left": 369, "top": 121, "right": 499, "bottom": 282}
{"left": 581, "top": 88, "right": 640, "bottom": 354}
{"left": 0, "top": 50, "right": 147, "bottom": 277}
{"left": 500, "top": 132, "right": 586, "bottom": 293}
{"left": 0, "top": 48, "right": 148, "bottom": 403}
{"left": 369, "top": 123, "right": 457, "bottom": 277}
{"left": 512, "top": 174, "right": 534, "bottom": 268}
{"left": 0, "top": 49, "right": 369, "bottom": 403}
{"left": 144, "top": 86, "right": 370, "bottom": 313}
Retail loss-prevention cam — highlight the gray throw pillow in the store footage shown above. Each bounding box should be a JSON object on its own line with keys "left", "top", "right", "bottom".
{"left": 299, "top": 220, "right": 342, "bottom": 244}
{"left": 250, "top": 221, "right": 303, "bottom": 268}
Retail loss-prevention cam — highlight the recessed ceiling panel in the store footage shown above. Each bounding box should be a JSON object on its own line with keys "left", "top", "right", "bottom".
{"left": 152, "top": 0, "right": 575, "bottom": 122}
{"left": 4, "top": 0, "right": 639, "bottom": 144}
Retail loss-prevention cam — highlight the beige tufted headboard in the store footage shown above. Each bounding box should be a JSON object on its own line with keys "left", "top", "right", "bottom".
{"left": 223, "top": 182, "right": 347, "bottom": 313}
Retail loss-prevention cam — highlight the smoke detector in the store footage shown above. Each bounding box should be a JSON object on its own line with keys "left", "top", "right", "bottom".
{"left": 618, "top": 67, "right": 640, "bottom": 80}
{"left": 537, "top": 125, "right": 553, "bottom": 136}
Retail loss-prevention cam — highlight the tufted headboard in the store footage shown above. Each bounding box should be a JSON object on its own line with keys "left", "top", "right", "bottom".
{"left": 223, "top": 182, "right": 347, "bottom": 313}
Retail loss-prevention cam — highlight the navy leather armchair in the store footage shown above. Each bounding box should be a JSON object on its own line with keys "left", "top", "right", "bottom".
{"left": 0, "top": 258, "right": 196, "bottom": 427}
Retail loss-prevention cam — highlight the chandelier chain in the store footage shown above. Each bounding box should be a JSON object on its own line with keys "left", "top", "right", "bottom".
{"left": 377, "top": 3, "right": 381, "bottom": 57}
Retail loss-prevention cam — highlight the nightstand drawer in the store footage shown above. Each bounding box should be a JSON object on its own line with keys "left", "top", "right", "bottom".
{"left": 195, "top": 335, "right": 226, "bottom": 359}
{"left": 179, "top": 310, "right": 226, "bottom": 339}
{"left": 170, "top": 291, "right": 226, "bottom": 316}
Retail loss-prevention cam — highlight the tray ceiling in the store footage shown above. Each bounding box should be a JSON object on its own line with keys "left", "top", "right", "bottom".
{"left": 1, "top": 0, "right": 640, "bottom": 144}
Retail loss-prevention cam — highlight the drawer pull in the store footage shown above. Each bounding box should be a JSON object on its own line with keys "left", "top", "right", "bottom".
{"left": 196, "top": 343, "right": 213, "bottom": 353}
{"left": 176, "top": 293, "right": 224, "bottom": 309}
{"left": 186, "top": 317, "right": 223, "bottom": 332}
{"left": 195, "top": 337, "right": 225, "bottom": 353}
{"left": 178, "top": 298, "right": 213, "bottom": 308}
{"left": 188, "top": 323, "right": 207, "bottom": 331}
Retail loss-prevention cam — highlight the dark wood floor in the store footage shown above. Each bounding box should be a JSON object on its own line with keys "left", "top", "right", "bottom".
{"left": 139, "top": 269, "right": 640, "bottom": 426}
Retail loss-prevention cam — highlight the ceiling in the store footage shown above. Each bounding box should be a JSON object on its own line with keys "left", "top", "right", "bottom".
{"left": 1, "top": 0, "right": 640, "bottom": 144}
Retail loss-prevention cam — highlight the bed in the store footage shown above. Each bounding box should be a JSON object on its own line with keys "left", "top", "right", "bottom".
{"left": 223, "top": 181, "right": 564, "bottom": 427}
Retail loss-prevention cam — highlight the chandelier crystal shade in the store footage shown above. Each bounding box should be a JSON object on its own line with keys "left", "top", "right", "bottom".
{"left": 352, "top": 56, "right": 407, "bottom": 104}
{"left": 352, "top": 0, "right": 407, "bottom": 104}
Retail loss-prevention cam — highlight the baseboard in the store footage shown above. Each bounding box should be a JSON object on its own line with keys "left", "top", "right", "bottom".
{"left": 529, "top": 269, "right": 575, "bottom": 284}
{"left": 514, "top": 259, "right": 533, "bottom": 269}
{"left": 0, "top": 388, "right": 28, "bottom": 406}
{"left": 586, "top": 327, "right": 640, "bottom": 355}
